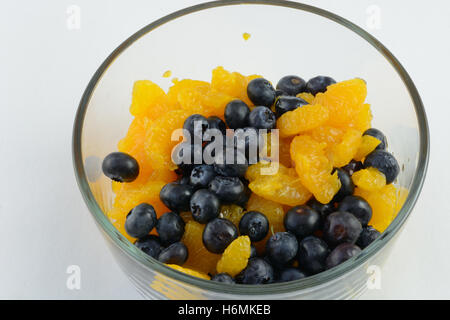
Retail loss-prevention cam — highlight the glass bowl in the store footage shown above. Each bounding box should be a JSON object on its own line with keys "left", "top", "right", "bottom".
{"left": 73, "top": 0, "right": 429, "bottom": 299}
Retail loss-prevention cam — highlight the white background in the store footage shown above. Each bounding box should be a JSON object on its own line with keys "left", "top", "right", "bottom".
{"left": 1, "top": 0, "right": 449, "bottom": 299}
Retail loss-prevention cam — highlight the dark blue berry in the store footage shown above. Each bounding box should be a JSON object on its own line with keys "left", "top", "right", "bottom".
{"left": 306, "top": 198, "right": 335, "bottom": 226}
{"left": 275, "top": 89, "right": 287, "bottom": 97}
{"left": 363, "top": 128, "right": 387, "bottom": 150}
{"left": 250, "top": 244, "right": 258, "bottom": 258}
{"left": 323, "top": 211, "right": 362, "bottom": 247}
{"left": 208, "top": 176, "right": 245, "bottom": 203}
{"left": 338, "top": 195, "right": 372, "bottom": 226}
{"left": 176, "top": 173, "right": 191, "bottom": 185}
{"left": 266, "top": 232, "right": 298, "bottom": 266}
{"left": 206, "top": 116, "right": 226, "bottom": 136}
{"left": 356, "top": 226, "right": 381, "bottom": 249}
{"left": 224, "top": 99, "right": 250, "bottom": 129}
{"left": 239, "top": 211, "right": 269, "bottom": 242}
{"left": 213, "top": 147, "right": 248, "bottom": 178}
{"left": 202, "top": 218, "right": 238, "bottom": 254}
{"left": 172, "top": 141, "right": 203, "bottom": 173}
{"left": 156, "top": 211, "right": 185, "bottom": 246}
{"left": 248, "top": 106, "right": 276, "bottom": 130}
{"left": 364, "top": 150, "right": 400, "bottom": 184}
{"left": 326, "top": 243, "right": 361, "bottom": 269}
{"left": 277, "top": 268, "right": 306, "bottom": 282}
{"left": 189, "top": 165, "right": 216, "bottom": 188}
{"left": 284, "top": 205, "right": 321, "bottom": 239}
{"left": 124, "top": 203, "right": 157, "bottom": 238}
{"left": 297, "top": 236, "right": 329, "bottom": 275}
{"left": 274, "top": 96, "right": 308, "bottom": 118}
{"left": 247, "top": 78, "right": 276, "bottom": 107}
{"left": 134, "top": 235, "right": 162, "bottom": 259}
{"left": 159, "top": 182, "right": 194, "bottom": 212}
{"left": 341, "top": 160, "right": 364, "bottom": 176}
{"left": 276, "top": 75, "right": 306, "bottom": 96}
{"left": 102, "top": 152, "right": 139, "bottom": 182}
{"left": 332, "top": 168, "right": 355, "bottom": 203}
{"left": 235, "top": 184, "right": 251, "bottom": 208}
{"left": 158, "top": 242, "right": 188, "bottom": 266}
{"left": 183, "top": 114, "right": 209, "bottom": 141}
{"left": 211, "top": 273, "right": 235, "bottom": 284}
{"left": 236, "top": 258, "right": 274, "bottom": 284}
{"left": 306, "top": 76, "right": 336, "bottom": 95}
{"left": 190, "top": 189, "right": 220, "bottom": 224}
{"left": 234, "top": 127, "right": 263, "bottom": 164}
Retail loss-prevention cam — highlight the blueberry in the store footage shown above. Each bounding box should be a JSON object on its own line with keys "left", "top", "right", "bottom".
{"left": 247, "top": 78, "right": 276, "bottom": 107}
{"left": 236, "top": 258, "right": 274, "bottom": 284}
{"left": 224, "top": 99, "right": 250, "bottom": 129}
{"left": 356, "top": 226, "right": 381, "bottom": 249}
{"left": 274, "top": 96, "right": 308, "bottom": 118}
{"left": 134, "top": 235, "right": 162, "bottom": 259}
{"left": 284, "top": 205, "right": 321, "bottom": 239}
{"left": 306, "top": 198, "right": 335, "bottom": 226}
{"left": 338, "top": 195, "right": 372, "bottom": 226}
{"left": 211, "top": 273, "right": 235, "bottom": 284}
{"left": 206, "top": 116, "right": 227, "bottom": 136}
{"left": 190, "top": 189, "right": 220, "bottom": 224}
{"left": 202, "top": 218, "right": 238, "bottom": 253}
{"left": 102, "top": 152, "right": 139, "bottom": 182}
{"left": 158, "top": 242, "right": 188, "bottom": 266}
{"left": 326, "top": 243, "right": 361, "bottom": 269}
{"left": 297, "top": 236, "right": 329, "bottom": 275}
{"left": 275, "top": 89, "right": 287, "bottom": 97}
{"left": 159, "top": 182, "right": 194, "bottom": 212}
{"left": 341, "top": 160, "right": 364, "bottom": 176}
{"left": 239, "top": 211, "right": 269, "bottom": 242}
{"left": 235, "top": 184, "right": 251, "bottom": 208}
{"left": 189, "top": 165, "right": 216, "bottom": 188}
{"left": 233, "top": 127, "right": 263, "bottom": 164}
{"left": 277, "top": 268, "right": 307, "bottom": 282}
{"left": 183, "top": 114, "right": 209, "bottom": 141}
{"left": 172, "top": 141, "right": 203, "bottom": 173}
{"left": 248, "top": 106, "right": 276, "bottom": 130}
{"left": 208, "top": 176, "right": 245, "bottom": 203}
{"left": 332, "top": 168, "right": 355, "bottom": 203}
{"left": 213, "top": 147, "right": 248, "bottom": 178}
{"left": 156, "top": 211, "right": 185, "bottom": 245}
{"left": 276, "top": 75, "right": 307, "bottom": 96}
{"left": 266, "top": 232, "right": 298, "bottom": 266}
{"left": 323, "top": 211, "right": 362, "bottom": 247}
{"left": 306, "top": 76, "right": 336, "bottom": 95}
{"left": 176, "top": 173, "right": 191, "bottom": 185}
{"left": 124, "top": 203, "right": 157, "bottom": 238}
{"left": 364, "top": 150, "right": 400, "bottom": 184}
{"left": 363, "top": 128, "right": 387, "bottom": 150}
{"left": 250, "top": 244, "right": 258, "bottom": 258}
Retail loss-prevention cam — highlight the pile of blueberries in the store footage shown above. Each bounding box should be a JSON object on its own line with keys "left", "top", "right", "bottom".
{"left": 101, "top": 74, "right": 400, "bottom": 285}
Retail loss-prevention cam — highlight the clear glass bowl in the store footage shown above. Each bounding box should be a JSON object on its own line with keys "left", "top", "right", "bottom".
{"left": 73, "top": 0, "right": 429, "bottom": 299}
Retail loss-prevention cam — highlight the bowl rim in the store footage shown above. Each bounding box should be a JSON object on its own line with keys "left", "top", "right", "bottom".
{"left": 72, "top": 0, "right": 430, "bottom": 296}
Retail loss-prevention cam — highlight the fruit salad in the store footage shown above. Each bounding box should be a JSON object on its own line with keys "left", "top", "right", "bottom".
{"left": 102, "top": 66, "right": 406, "bottom": 284}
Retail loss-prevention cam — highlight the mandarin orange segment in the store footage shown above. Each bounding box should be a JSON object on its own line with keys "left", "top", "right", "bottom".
{"left": 182, "top": 220, "right": 221, "bottom": 274}
{"left": 328, "top": 129, "right": 363, "bottom": 167}
{"left": 352, "top": 168, "right": 386, "bottom": 192}
{"left": 355, "top": 184, "right": 401, "bottom": 232}
{"left": 130, "top": 80, "right": 171, "bottom": 118}
{"left": 277, "top": 104, "right": 329, "bottom": 137}
{"left": 216, "top": 236, "right": 251, "bottom": 276}
{"left": 296, "top": 92, "right": 315, "bottom": 104}
{"left": 354, "top": 135, "right": 381, "bottom": 161}
{"left": 144, "top": 109, "right": 191, "bottom": 170}
{"left": 247, "top": 162, "right": 311, "bottom": 206}
{"left": 313, "top": 78, "right": 367, "bottom": 128}
{"left": 290, "top": 135, "right": 341, "bottom": 204}
{"left": 211, "top": 66, "right": 253, "bottom": 106}
{"left": 219, "top": 204, "right": 245, "bottom": 227}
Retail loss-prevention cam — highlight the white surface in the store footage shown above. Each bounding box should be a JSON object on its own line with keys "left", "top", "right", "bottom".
{"left": 0, "top": 0, "right": 448, "bottom": 299}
